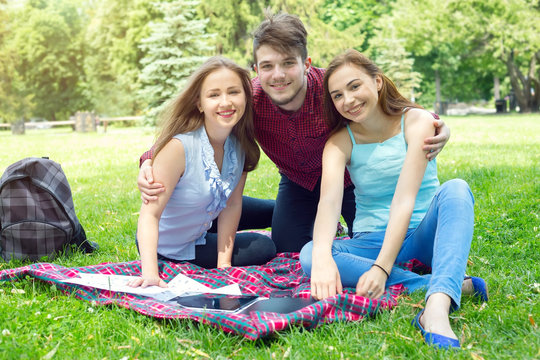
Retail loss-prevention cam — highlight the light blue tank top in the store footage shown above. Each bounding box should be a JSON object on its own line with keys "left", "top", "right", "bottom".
{"left": 156, "top": 126, "right": 245, "bottom": 260}
{"left": 346, "top": 113, "right": 439, "bottom": 233}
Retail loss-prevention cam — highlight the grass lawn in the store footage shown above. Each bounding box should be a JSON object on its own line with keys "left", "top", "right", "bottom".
{"left": 0, "top": 113, "right": 538, "bottom": 359}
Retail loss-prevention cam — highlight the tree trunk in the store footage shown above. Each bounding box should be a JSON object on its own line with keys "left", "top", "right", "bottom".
{"left": 435, "top": 70, "right": 441, "bottom": 104}
{"left": 11, "top": 118, "right": 25, "bottom": 135}
{"left": 494, "top": 77, "right": 500, "bottom": 99}
{"left": 504, "top": 50, "right": 538, "bottom": 113}
{"left": 434, "top": 70, "right": 446, "bottom": 114}
{"left": 530, "top": 51, "right": 540, "bottom": 112}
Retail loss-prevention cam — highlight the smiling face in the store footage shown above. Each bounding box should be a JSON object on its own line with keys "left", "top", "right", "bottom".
{"left": 254, "top": 45, "right": 311, "bottom": 112}
{"left": 327, "top": 64, "right": 382, "bottom": 124}
{"left": 198, "top": 67, "right": 247, "bottom": 136}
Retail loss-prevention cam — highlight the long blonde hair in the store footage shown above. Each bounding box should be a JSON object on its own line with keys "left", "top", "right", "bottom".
{"left": 153, "top": 56, "right": 259, "bottom": 172}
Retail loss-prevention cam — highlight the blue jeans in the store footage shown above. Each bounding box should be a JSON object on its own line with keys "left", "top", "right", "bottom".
{"left": 272, "top": 174, "right": 356, "bottom": 253}
{"left": 300, "top": 179, "right": 475, "bottom": 309}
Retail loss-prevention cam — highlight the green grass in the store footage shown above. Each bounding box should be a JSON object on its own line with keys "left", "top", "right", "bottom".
{"left": 0, "top": 114, "right": 538, "bottom": 359}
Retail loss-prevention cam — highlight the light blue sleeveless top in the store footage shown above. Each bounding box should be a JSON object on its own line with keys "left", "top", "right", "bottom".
{"left": 346, "top": 113, "right": 439, "bottom": 233}
{"left": 156, "top": 126, "right": 245, "bottom": 260}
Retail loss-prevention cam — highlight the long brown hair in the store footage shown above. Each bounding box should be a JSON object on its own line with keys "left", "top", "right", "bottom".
{"left": 323, "top": 49, "right": 422, "bottom": 133}
{"left": 153, "top": 56, "right": 259, "bottom": 172}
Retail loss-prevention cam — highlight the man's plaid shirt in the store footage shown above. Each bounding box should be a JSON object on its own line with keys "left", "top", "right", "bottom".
{"left": 252, "top": 67, "right": 351, "bottom": 191}
{"left": 140, "top": 66, "right": 352, "bottom": 191}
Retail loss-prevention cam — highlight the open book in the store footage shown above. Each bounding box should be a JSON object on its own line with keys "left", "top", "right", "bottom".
{"left": 59, "top": 272, "right": 243, "bottom": 302}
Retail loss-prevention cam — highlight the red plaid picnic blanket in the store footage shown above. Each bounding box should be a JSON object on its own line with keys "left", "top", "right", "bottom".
{"left": 0, "top": 253, "right": 426, "bottom": 339}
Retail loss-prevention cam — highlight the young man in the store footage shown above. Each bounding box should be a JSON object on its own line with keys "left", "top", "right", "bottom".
{"left": 138, "top": 12, "right": 450, "bottom": 253}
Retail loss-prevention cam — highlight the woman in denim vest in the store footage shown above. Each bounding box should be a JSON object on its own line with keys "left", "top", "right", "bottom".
{"left": 129, "top": 57, "right": 275, "bottom": 289}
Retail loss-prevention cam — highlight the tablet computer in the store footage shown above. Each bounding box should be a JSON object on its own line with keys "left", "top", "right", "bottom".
{"left": 239, "top": 296, "right": 318, "bottom": 314}
{"left": 169, "top": 294, "right": 261, "bottom": 312}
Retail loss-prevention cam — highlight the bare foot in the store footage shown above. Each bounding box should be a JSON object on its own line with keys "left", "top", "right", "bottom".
{"left": 462, "top": 277, "right": 474, "bottom": 296}
{"left": 421, "top": 293, "right": 458, "bottom": 340}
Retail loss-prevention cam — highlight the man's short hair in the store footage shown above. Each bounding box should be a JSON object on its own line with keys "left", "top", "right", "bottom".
{"left": 252, "top": 10, "right": 308, "bottom": 65}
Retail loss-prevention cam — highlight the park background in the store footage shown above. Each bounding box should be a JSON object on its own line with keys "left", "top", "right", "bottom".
{"left": 0, "top": 0, "right": 539, "bottom": 126}
{"left": 0, "top": 0, "right": 539, "bottom": 359}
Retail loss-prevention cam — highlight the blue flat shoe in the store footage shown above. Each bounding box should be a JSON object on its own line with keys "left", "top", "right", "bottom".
{"left": 412, "top": 310, "right": 461, "bottom": 349}
{"left": 465, "top": 276, "right": 489, "bottom": 302}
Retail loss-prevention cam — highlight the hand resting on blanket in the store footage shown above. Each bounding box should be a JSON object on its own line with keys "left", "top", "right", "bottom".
{"left": 127, "top": 276, "right": 168, "bottom": 289}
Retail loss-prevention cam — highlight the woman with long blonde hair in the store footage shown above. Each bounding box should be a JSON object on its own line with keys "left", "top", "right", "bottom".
{"left": 129, "top": 57, "right": 275, "bottom": 288}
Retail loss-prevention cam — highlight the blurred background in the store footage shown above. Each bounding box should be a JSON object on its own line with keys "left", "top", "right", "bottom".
{"left": 0, "top": 0, "right": 538, "bottom": 128}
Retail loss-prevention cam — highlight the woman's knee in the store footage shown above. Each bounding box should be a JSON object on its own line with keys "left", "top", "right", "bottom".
{"left": 233, "top": 233, "right": 276, "bottom": 266}
{"left": 256, "top": 234, "right": 277, "bottom": 260}
{"left": 440, "top": 179, "right": 474, "bottom": 204}
{"left": 299, "top": 241, "right": 314, "bottom": 275}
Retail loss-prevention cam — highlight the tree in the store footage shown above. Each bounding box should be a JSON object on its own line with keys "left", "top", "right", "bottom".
{"left": 267, "top": 0, "right": 363, "bottom": 68}
{"left": 138, "top": 0, "right": 214, "bottom": 125}
{"left": 198, "top": 0, "right": 267, "bottom": 67}
{"left": 368, "top": 26, "right": 423, "bottom": 102}
{"left": 388, "top": 0, "right": 539, "bottom": 112}
{"left": 384, "top": 0, "right": 488, "bottom": 109}
{"left": 10, "top": 0, "right": 89, "bottom": 120}
{"left": 462, "top": 0, "right": 540, "bottom": 112}
{"left": 320, "top": 0, "right": 394, "bottom": 52}
{"left": 198, "top": 0, "right": 364, "bottom": 69}
{"left": 0, "top": 0, "right": 34, "bottom": 125}
{"left": 84, "top": 0, "right": 157, "bottom": 116}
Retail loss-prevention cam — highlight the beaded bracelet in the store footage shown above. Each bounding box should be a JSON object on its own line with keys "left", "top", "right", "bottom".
{"left": 371, "top": 263, "right": 390, "bottom": 279}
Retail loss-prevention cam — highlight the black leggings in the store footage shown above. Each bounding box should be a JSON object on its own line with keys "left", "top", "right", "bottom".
{"left": 271, "top": 175, "right": 356, "bottom": 253}
{"left": 149, "top": 196, "right": 276, "bottom": 268}
{"left": 158, "top": 231, "right": 276, "bottom": 268}
{"left": 207, "top": 196, "right": 275, "bottom": 233}
{"left": 145, "top": 231, "right": 276, "bottom": 268}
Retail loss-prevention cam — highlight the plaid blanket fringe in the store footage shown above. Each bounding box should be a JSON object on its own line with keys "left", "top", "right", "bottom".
{"left": 0, "top": 253, "right": 426, "bottom": 340}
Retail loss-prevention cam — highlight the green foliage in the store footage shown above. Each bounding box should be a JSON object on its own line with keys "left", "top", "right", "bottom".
{"left": 8, "top": 0, "right": 90, "bottom": 120}
{"left": 384, "top": 0, "right": 475, "bottom": 105}
{"left": 386, "top": 0, "right": 539, "bottom": 109}
{"left": 138, "top": 0, "right": 214, "bottom": 126}
{"left": 266, "top": 0, "right": 363, "bottom": 68}
{"left": 0, "top": 3, "right": 33, "bottom": 123}
{"left": 368, "top": 26, "right": 422, "bottom": 101}
{"left": 320, "top": 0, "right": 393, "bottom": 51}
{"left": 198, "top": 0, "right": 266, "bottom": 67}
{"left": 1, "top": 0, "right": 538, "bottom": 120}
{"left": 315, "top": 0, "right": 424, "bottom": 103}
{"left": 198, "top": 0, "right": 376, "bottom": 68}
{"left": 83, "top": 0, "right": 157, "bottom": 117}
{"left": 0, "top": 114, "right": 539, "bottom": 358}
{"left": 460, "top": 0, "right": 540, "bottom": 111}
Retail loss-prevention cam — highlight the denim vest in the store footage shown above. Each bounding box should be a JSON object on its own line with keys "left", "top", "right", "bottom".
{"left": 157, "top": 126, "right": 245, "bottom": 260}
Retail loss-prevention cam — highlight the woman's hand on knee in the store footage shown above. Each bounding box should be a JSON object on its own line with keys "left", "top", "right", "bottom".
{"left": 310, "top": 257, "right": 343, "bottom": 300}
{"left": 356, "top": 268, "right": 387, "bottom": 299}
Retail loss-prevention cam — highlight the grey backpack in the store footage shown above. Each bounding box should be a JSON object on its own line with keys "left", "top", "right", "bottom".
{"left": 0, "top": 157, "right": 97, "bottom": 261}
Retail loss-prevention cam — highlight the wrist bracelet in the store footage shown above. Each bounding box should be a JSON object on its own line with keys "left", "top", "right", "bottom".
{"left": 371, "top": 263, "right": 390, "bottom": 279}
